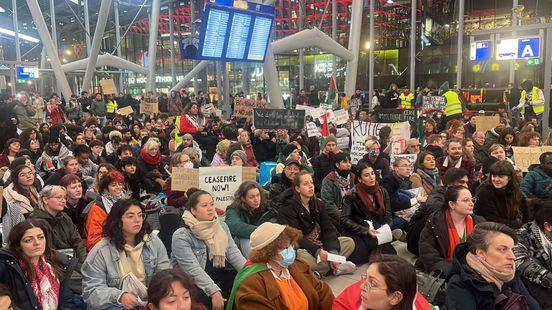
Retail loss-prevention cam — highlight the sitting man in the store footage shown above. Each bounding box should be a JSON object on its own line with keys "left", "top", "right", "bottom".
{"left": 520, "top": 152, "right": 552, "bottom": 200}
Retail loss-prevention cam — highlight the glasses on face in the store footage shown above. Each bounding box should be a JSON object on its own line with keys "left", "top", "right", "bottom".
{"left": 18, "top": 172, "right": 33, "bottom": 178}
{"left": 123, "top": 213, "right": 145, "bottom": 221}
{"left": 50, "top": 195, "right": 66, "bottom": 200}
{"left": 360, "top": 275, "right": 387, "bottom": 291}
{"left": 457, "top": 197, "right": 476, "bottom": 204}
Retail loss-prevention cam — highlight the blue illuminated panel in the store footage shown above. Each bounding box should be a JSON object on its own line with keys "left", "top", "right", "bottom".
{"left": 226, "top": 12, "right": 252, "bottom": 60}
{"left": 247, "top": 16, "right": 272, "bottom": 61}
{"left": 201, "top": 8, "right": 230, "bottom": 58}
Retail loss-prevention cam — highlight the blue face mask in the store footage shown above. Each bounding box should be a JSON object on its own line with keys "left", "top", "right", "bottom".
{"left": 278, "top": 245, "right": 296, "bottom": 267}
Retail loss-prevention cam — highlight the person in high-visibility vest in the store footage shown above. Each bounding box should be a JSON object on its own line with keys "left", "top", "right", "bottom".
{"left": 106, "top": 94, "right": 118, "bottom": 119}
{"left": 441, "top": 81, "right": 464, "bottom": 128}
{"left": 399, "top": 87, "right": 414, "bottom": 109}
{"left": 514, "top": 80, "right": 545, "bottom": 123}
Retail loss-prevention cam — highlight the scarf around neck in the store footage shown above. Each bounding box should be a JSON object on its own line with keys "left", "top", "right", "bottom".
{"left": 416, "top": 168, "right": 441, "bottom": 190}
{"left": 182, "top": 210, "right": 228, "bottom": 268}
{"left": 356, "top": 182, "right": 386, "bottom": 216}
{"left": 445, "top": 209, "right": 473, "bottom": 262}
{"left": 466, "top": 252, "right": 515, "bottom": 290}
{"left": 140, "top": 148, "right": 161, "bottom": 165}
{"left": 21, "top": 257, "right": 60, "bottom": 310}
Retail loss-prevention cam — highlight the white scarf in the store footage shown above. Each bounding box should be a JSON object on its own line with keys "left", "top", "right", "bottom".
{"left": 536, "top": 223, "right": 552, "bottom": 257}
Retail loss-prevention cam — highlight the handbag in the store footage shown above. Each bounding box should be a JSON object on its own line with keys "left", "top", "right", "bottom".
{"left": 495, "top": 292, "right": 530, "bottom": 310}
{"left": 416, "top": 270, "right": 447, "bottom": 307}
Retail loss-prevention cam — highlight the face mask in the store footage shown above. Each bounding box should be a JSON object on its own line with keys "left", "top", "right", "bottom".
{"left": 183, "top": 161, "right": 194, "bottom": 169}
{"left": 278, "top": 245, "right": 296, "bottom": 268}
{"left": 368, "top": 150, "right": 380, "bottom": 158}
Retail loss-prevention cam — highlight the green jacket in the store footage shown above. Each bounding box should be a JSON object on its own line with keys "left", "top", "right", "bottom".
{"left": 89, "top": 99, "right": 107, "bottom": 116}
{"left": 225, "top": 202, "right": 276, "bottom": 239}
{"left": 320, "top": 171, "right": 350, "bottom": 219}
{"left": 28, "top": 208, "right": 87, "bottom": 266}
{"left": 13, "top": 103, "right": 36, "bottom": 130}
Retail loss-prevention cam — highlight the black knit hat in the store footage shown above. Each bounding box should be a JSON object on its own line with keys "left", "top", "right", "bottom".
{"left": 282, "top": 144, "right": 298, "bottom": 158}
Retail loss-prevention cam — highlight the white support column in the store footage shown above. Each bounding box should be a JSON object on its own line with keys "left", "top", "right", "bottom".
{"left": 509, "top": 0, "right": 518, "bottom": 84}
{"left": 216, "top": 62, "right": 223, "bottom": 107}
{"left": 223, "top": 62, "right": 230, "bottom": 116}
{"left": 409, "top": 0, "right": 416, "bottom": 90}
{"left": 332, "top": 0, "right": 337, "bottom": 81}
{"left": 169, "top": 0, "right": 177, "bottom": 88}
{"left": 344, "top": 0, "right": 362, "bottom": 96}
{"left": 114, "top": 0, "right": 124, "bottom": 93}
{"left": 170, "top": 60, "right": 209, "bottom": 92}
{"left": 82, "top": 0, "right": 112, "bottom": 92}
{"left": 264, "top": 45, "right": 284, "bottom": 108}
{"left": 145, "top": 0, "right": 161, "bottom": 93}
{"left": 83, "top": 0, "right": 91, "bottom": 54}
{"left": 12, "top": 0, "right": 21, "bottom": 62}
{"left": 49, "top": 0, "right": 59, "bottom": 94}
{"left": 542, "top": 28, "right": 551, "bottom": 138}
{"left": 26, "top": 0, "right": 72, "bottom": 100}
{"left": 298, "top": 2, "right": 304, "bottom": 91}
{"left": 369, "top": 0, "right": 374, "bottom": 109}
{"left": 455, "top": 0, "right": 465, "bottom": 88}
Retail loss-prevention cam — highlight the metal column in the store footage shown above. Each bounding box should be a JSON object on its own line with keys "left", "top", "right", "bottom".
{"left": 223, "top": 62, "right": 230, "bottom": 117}
{"left": 332, "top": 0, "right": 337, "bottom": 82}
{"left": 455, "top": 0, "right": 465, "bottom": 88}
{"left": 50, "top": 0, "right": 59, "bottom": 94}
{"left": 83, "top": 0, "right": 91, "bottom": 54}
{"left": 409, "top": 0, "right": 416, "bottom": 89}
{"left": 146, "top": 0, "right": 161, "bottom": 93}
{"left": 26, "top": 0, "right": 72, "bottom": 100}
{"left": 264, "top": 45, "right": 284, "bottom": 108}
{"left": 542, "top": 28, "right": 551, "bottom": 138}
{"left": 191, "top": 0, "right": 199, "bottom": 92}
{"left": 509, "top": 0, "right": 518, "bottom": 84}
{"left": 114, "top": 0, "right": 123, "bottom": 93}
{"left": 12, "top": 0, "right": 20, "bottom": 62}
{"left": 216, "top": 62, "right": 223, "bottom": 107}
{"left": 82, "top": 0, "right": 112, "bottom": 92}
{"left": 344, "top": 0, "right": 362, "bottom": 96}
{"left": 169, "top": 1, "right": 177, "bottom": 88}
{"left": 298, "top": 3, "right": 304, "bottom": 91}
{"left": 369, "top": 0, "right": 374, "bottom": 109}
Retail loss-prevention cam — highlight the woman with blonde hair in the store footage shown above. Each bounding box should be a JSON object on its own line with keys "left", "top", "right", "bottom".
{"left": 211, "top": 139, "right": 231, "bottom": 167}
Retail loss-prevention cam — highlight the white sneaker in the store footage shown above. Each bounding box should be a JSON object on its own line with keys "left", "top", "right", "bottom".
{"left": 334, "top": 261, "right": 356, "bottom": 276}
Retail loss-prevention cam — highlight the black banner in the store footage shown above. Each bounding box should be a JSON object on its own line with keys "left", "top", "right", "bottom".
{"left": 253, "top": 109, "right": 306, "bottom": 129}
{"left": 422, "top": 96, "right": 446, "bottom": 110}
{"left": 375, "top": 109, "right": 417, "bottom": 123}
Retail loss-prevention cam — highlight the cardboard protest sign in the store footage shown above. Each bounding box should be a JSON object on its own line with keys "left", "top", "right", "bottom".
{"left": 100, "top": 79, "right": 117, "bottom": 95}
{"left": 233, "top": 98, "right": 267, "bottom": 119}
{"left": 513, "top": 147, "right": 542, "bottom": 172}
{"left": 306, "top": 122, "right": 319, "bottom": 137}
{"left": 116, "top": 106, "right": 134, "bottom": 116}
{"left": 337, "top": 136, "right": 349, "bottom": 150}
{"left": 351, "top": 120, "right": 410, "bottom": 164}
{"left": 476, "top": 116, "right": 500, "bottom": 133}
{"left": 140, "top": 100, "right": 159, "bottom": 115}
{"left": 422, "top": 96, "right": 446, "bottom": 110}
{"left": 333, "top": 109, "right": 349, "bottom": 125}
{"left": 253, "top": 109, "right": 305, "bottom": 129}
{"left": 171, "top": 167, "right": 199, "bottom": 191}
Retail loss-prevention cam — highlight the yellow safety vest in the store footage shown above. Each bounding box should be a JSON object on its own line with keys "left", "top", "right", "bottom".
{"left": 174, "top": 115, "right": 183, "bottom": 149}
{"left": 520, "top": 86, "right": 544, "bottom": 116}
{"left": 399, "top": 93, "right": 414, "bottom": 109}
{"left": 443, "top": 91, "right": 463, "bottom": 116}
{"left": 106, "top": 99, "right": 118, "bottom": 113}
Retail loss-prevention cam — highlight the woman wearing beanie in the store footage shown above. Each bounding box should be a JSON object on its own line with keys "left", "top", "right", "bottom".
{"left": 275, "top": 143, "right": 313, "bottom": 175}
{"left": 171, "top": 189, "right": 245, "bottom": 310}
{"left": 227, "top": 222, "right": 334, "bottom": 310}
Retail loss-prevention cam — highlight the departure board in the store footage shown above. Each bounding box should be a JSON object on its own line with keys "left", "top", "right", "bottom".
{"left": 197, "top": 3, "right": 274, "bottom": 62}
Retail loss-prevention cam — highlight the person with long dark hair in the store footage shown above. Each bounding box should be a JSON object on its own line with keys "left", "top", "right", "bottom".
{"left": 410, "top": 151, "right": 442, "bottom": 197}
{"left": 0, "top": 219, "right": 82, "bottom": 310}
{"left": 475, "top": 160, "right": 526, "bottom": 229}
{"left": 0, "top": 138, "right": 21, "bottom": 168}
{"left": 146, "top": 269, "right": 206, "bottom": 310}
{"left": 82, "top": 199, "right": 170, "bottom": 310}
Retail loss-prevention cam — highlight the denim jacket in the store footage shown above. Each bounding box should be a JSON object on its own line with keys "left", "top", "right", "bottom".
{"left": 81, "top": 234, "right": 170, "bottom": 310}
{"left": 171, "top": 221, "right": 246, "bottom": 297}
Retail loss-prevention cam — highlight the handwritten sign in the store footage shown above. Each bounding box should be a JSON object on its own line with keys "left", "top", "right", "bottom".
{"left": 233, "top": 98, "right": 267, "bottom": 119}
{"left": 306, "top": 122, "right": 319, "bottom": 137}
{"left": 513, "top": 147, "right": 542, "bottom": 172}
{"left": 351, "top": 120, "right": 411, "bottom": 164}
{"left": 333, "top": 109, "right": 349, "bottom": 125}
{"left": 116, "top": 106, "right": 134, "bottom": 116}
{"left": 422, "top": 96, "right": 446, "bottom": 110}
{"left": 171, "top": 167, "right": 199, "bottom": 192}
{"left": 253, "top": 109, "right": 305, "bottom": 129}
{"left": 100, "top": 79, "right": 117, "bottom": 95}
{"left": 476, "top": 115, "right": 500, "bottom": 133}
{"left": 140, "top": 100, "right": 159, "bottom": 115}
{"left": 375, "top": 109, "right": 417, "bottom": 123}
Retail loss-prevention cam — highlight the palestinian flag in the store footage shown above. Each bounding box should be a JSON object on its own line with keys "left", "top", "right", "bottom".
{"left": 326, "top": 75, "right": 337, "bottom": 106}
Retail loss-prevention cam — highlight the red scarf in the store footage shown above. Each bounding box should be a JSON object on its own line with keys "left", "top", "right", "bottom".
{"left": 20, "top": 257, "right": 60, "bottom": 308}
{"left": 140, "top": 148, "right": 161, "bottom": 165}
{"left": 445, "top": 209, "right": 474, "bottom": 262}
{"left": 356, "top": 182, "right": 386, "bottom": 216}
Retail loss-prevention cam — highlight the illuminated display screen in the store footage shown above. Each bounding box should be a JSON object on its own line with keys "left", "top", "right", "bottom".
{"left": 470, "top": 40, "right": 492, "bottom": 61}
{"left": 496, "top": 37, "right": 540, "bottom": 60}
{"left": 197, "top": 3, "right": 274, "bottom": 62}
{"left": 17, "top": 66, "right": 39, "bottom": 80}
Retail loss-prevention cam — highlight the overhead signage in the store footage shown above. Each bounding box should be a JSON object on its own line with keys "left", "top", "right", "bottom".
{"left": 470, "top": 40, "right": 492, "bottom": 61}
{"left": 17, "top": 66, "right": 39, "bottom": 80}
{"left": 496, "top": 37, "right": 540, "bottom": 60}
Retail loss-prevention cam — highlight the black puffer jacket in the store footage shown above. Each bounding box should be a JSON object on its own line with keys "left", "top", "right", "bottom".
{"left": 0, "top": 249, "right": 81, "bottom": 310}
{"left": 340, "top": 186, "right": 393, "bottom": 235}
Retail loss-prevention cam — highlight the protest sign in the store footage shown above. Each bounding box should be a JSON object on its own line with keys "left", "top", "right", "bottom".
{"left": 306, "top": 122, "right": 319, "bottom": 137}
{"left": 140, "top": 100, "right": 159, "bottom": 115}
{"left": 233, "top": 98, "right": 267, "bottom": 118}
{"left": 100, "top": 79, "right": 117, "bottom": 94}
{"left": 513, "top": 147, "right": 542, "bottom": 172}
{"left": 333, "top": 109, "right": 349, "bottom": 125}
{"left": 337, "top": 136, "right": 349, "bottom": 150}
{"left": 253, "top": 109, "right": 305, "bottom": 129}
{"left": 476, "top": 116, "right": 500, "bottom": 133}
{"left": 116, "top": 106, "right": 133, "bottom": 116}
{"left": 351, "top": 120, "right": 410, "bottom": 164}
{"left": 422, "top": 96, "right": 446, "bottom": 110}
{"left": 171, "top": 167, "right": 199, "bottom": 191}
{"left": 375, "top": 109, "right": 417, "bottom": 123}
{"left": 201, "top": 103, "right": 216, "bottom": 115}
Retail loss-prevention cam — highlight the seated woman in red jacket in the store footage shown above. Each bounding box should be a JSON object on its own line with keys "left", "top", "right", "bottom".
{"left": 180, "top": 103, "right": 207, "bottom": 136}
{"left": 333, "top": 255, "right": 432, "bottom": 310}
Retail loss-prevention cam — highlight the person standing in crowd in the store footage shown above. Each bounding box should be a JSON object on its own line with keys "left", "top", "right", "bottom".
{"left": 399, "top": 86, "right": 414, "bottom": 109}
{"left": 515, "top": 200, "right": 552, "bottom": 309}
{"left": 65, "top": 95, "right": 82, "bottom": 122}
{"left": 350, "top": 88, "right": 365, "bottom": 112}
{"left": 446, "top": 222, "right": 540, "bottom": 310}
{"left": 520, "top": 152, "right": 552, "bottom": 200}
{"left": 32, "top": 91, "right": 46, "bottom": 125}
{"left": 277, "top": 171, "right": 356, "bottom": 276}
{"left": 475, "top": 161, "right": 526, "bottom": 229}
{"left": 436, "top": 137, "right": 475, "bottom": 186}
{"left": 78, "top": 91, "right": 92, "bottom": 116}
{"left": 296, "top": 89, "right": 310, "bottom": 106}
{"left": 89, "top": 93, "right": 107, "bottom": 127}
{"left": 340, "top": 163, "right": 395, "bottom": 264}
{"left": 309, "top": 85, "right": 320, "bottom": 107}
{"left": 13, "top": 91, "right": 37, "bottom": 131}
{"left": 441, "top": 82, "right": 464, "bottom": 127}
{"left": 514, "top": 80, "right": 545, "bottom": 124}
{"left": 228, "top": 222, "right": 334, "bottom": 310}
{"left": 171, "top": 189, "right": 245, "bottom": 310}
{"left": 418, "top": 185, "right": 485, "bottom": 274}
{"left": 383, "top": 83, "right": 400, "bottom": 109}
{"left": 82, "top": 200, "right": 170, "bottom": 310}
{"left": 168, "top": 90, "right": 183, "bottom": 116}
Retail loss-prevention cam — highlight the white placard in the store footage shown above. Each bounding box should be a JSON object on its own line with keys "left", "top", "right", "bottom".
{"left": 334, "top": 109, "right": 349, "bottom": 125}
{"left": 351, "top": 120, "right": 411, "bottom": 164}
{"left": 199, "top": 166, "right": 242, "bottom": 210}
{"left": 337, "top": 136, "right": 349, "bottom": 150}
{"left": 376, "top": 224, "right": 393, "bottom": 245}
{"left": 306, "top": 122, "right": 320, "bottom": 137}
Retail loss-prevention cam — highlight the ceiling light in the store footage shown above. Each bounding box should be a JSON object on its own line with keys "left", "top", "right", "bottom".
{"left": 386, "top": 0, "right": 393, "bottom": 3}
{"left": 0, "top": 6, "right": 5, "bottom": 13}
{"left": 0, "top": 27, "right": 40, "bottom": 43}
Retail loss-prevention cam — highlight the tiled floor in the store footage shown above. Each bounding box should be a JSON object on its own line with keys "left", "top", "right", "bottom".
{"left": 324, "top": 241, "right": 416, "bottom": 296}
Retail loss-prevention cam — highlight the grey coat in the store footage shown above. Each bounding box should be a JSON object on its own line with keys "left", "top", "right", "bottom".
{"left": 171, "top": 221, "right": 246, "bottom": 297}
{"left": 81, "top": 234, "right": 170, "bottom": 310}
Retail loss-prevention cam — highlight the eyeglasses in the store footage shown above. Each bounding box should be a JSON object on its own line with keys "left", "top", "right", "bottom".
{"left": 360, "top": 275, "right": 387, "bottom": 291}
{"left": 457, "top": 197, "right": 477, "bottom": 204}
{"left": 18, "top": 172, "right": 33, "bottom": 178}
{"left": 50, "top": 196, "right": 66, "bottom": 200}
{"left": 123, "top": 213, "right": 145, "bottom": 221}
